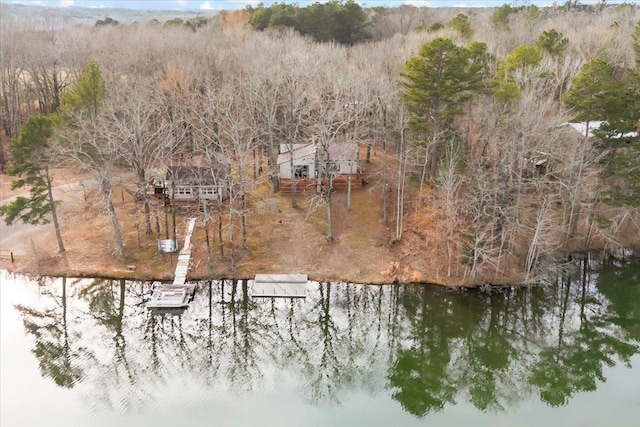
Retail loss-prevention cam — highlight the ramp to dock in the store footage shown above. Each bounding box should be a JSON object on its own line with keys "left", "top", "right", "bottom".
{"left": 251, "top": 274, "right": 308, "bottom": 298}
{"left": 173, "top": 217, "right": 197, "bottom": 285}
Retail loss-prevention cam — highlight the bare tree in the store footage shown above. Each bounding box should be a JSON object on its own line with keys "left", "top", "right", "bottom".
{"left": 51, "top": 59, "right": 126, "bottom": 256}
{"left": 103, "top": 76, "right": 173, "bottom": 235}
{"left": 56, "top": 110, "right": 125, "bottom": 255}
{"left": 279, "top": 71, "right": 313, "bottom": 209}
{"left": 0, "top": 15, "right": 25, "bottom": 145}
{"left": 247, "top": 68, "right": 285, "bottom": 193}
{"left": 435, "top": 139, "right": 464, "bottom": 277}
{"left": 394, "top": 104, "right": 410, "bottom": 242}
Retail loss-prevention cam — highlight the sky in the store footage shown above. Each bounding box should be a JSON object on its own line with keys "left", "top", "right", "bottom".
{"left": 1, "top": 0, "right": 633, "bottom": 11}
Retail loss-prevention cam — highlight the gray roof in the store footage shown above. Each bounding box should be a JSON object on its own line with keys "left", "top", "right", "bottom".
{"left": 277, "top": 144, "right": 317, "bottom": 165}
{"left": 165, "top": 165, "right": 222, "bottom": 185}
{"left": 326, "top": 142, "right": 359, "bottom": 161}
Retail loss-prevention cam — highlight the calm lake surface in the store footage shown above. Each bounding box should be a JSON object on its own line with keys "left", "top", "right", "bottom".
{"left": 2, "top": 256, "right": 639, "bottom": 427}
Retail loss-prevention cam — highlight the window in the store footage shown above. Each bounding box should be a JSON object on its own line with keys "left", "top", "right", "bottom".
{"left": 176, "top": 186, "right": 192, "bottom": 195}
{"left": 326, "top": 161, "right": 340, "bottom": 174}
{"left": 200, "top": 186, "right": 218, "bottom": 196}
{"left": 294, "top": 165, "right": 309, "bottom": 178}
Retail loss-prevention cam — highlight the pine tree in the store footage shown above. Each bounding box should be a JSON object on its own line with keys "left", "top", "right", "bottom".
{"left": 563, "top": 53, "right": 640, "bottom": 208}
{"left": 401, "top": 38, "right": 488, "bottom": 183}
{"left": 0, "top": 114, "right": 65, "bottom": 252}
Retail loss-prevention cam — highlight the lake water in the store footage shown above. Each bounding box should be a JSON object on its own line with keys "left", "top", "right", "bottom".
{"left": 1, "top": 256, "right": 639, "bottom": 427}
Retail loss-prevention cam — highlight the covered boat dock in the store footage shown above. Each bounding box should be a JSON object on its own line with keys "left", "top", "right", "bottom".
{"left": 251, "top": 274, "right": 308, "bottom": 298}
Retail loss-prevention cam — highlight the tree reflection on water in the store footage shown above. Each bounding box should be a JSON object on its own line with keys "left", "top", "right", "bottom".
{"left": 15, "top": 277, "right": 90, "bottom": 388}
{"left": 14, "top": 256, "right": 640, "bottom": 418}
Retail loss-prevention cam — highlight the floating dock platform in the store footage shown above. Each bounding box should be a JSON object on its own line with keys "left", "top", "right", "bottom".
{"left": 251, "top": 274, "right": 308, "bottom": 298}
{"left": 146, "top": 283, "right": 196, "bottom": 309}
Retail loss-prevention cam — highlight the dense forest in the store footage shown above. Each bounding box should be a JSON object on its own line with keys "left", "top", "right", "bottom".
{"left": 1, "top": 2, "right": 639, "bottom": 284}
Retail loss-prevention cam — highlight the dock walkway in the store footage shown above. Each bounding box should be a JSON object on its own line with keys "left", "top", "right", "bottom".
{"left": 147, "top": 218, "right": 198, "bottom": 310}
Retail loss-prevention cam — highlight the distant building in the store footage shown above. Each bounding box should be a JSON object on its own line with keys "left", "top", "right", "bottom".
{"left": 146, "top": 164, "right": 227, "bottom": 206}
{"left": 565, "top": 121, "right": 638, "bottom": 140}
{"left": 165, "top": 165, "right": 227, "bottom": 204}
{"left": 276, "top": 142, "right": 363, "bottom": 193}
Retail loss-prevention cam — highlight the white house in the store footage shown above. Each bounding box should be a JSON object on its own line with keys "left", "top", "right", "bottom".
{"left": 276, "top": 142, "right": 363, "bottom": 193}
{"left": 566, "top": 121, "right": 638, "bottom": 139}
{"left": 277, "top": 144, "right": 318, "bottom": 180}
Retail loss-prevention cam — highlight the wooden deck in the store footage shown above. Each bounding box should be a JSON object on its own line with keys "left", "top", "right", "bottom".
{"left": 251, "top": 274, "right": 308, "bottom": 298}
{"left": 278, "top": 174, "right": 363, "bottom": 193}
{"left": 278, "top": 178, "right": 317, "bottom": 194}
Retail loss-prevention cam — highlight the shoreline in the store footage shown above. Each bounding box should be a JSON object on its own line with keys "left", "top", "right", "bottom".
{"left": 2, "top": 168, "right": 639, "bottom": 289}
{"left": 2, "top": 247, "right": 637, "bottom": 289}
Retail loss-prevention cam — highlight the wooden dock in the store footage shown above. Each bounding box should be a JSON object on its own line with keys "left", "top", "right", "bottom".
{"left": 251, "top": 274, "right": 308, "bottom": 298}
{"left": 173, "top": 217, "right": 197, "bottom": 285}
{"left": 146, "top": 282, "right": 197, "bottom": 309}
{"left": 147, "top": 218, "right": 198, "bottom": 310}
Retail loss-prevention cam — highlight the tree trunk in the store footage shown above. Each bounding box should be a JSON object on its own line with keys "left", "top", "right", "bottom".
{"left": 289, "top": 152, "right": 297, "bottom": 208}
{"left": 143, "top": 193, "right": 152, "bottom": 235}
{"left": 136, "top": 170, "right": 152, "bottom": 234}
{"left": 269, "top": 133, "right": 279, "bottom": 193}
{"left": 45, "top": 165, "right": 65, "bottom": 253}
{"left": 102, "top": 178, "right": 124, "bottom": 255}
{"left": 229, "top": 207, "right": 235, "bottom": 270}
{"left": 164, "top": 193, "right": 170, "bottom": 240}
{"left": 347, "top": 175, "right": 352, "bottom": 212}
{"left": 171, "top": 182, "right": 177, "bottom": 242}
{"left": 564, "top": 121, "right": 590, "bottom": 245}
{"left": 202, "top": 198, "right": 210, "bottom": 253}
{"left": 525, "top": 199, "right": 548, "bottom": 282}
{"left": 253, "top": 147, "right": 257, "bottom": 181}
{"left": 326, "top": 185, "right": 333, "bottom": 241}
{"left": 395, "top": 112, "right": 406, "bottom": 242}
{"left": 241, "top": 194, "right": 248, "bottom": 249}
{"left": 218, "top": 208, "right": 224, "bottom": 259}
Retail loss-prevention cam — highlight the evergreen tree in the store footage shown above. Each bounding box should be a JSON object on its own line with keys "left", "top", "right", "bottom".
{"left": 494, "top": 44, "right": 544, "bottom": 103}
{"left": 247, "top": 1, "right": 370, "bottom": 45}
{"left": 537, "top": 29, "right": 569, "bottom": 57}
{"left": 59, "top": 61, "right": 104, "bottom": 120}
{"left": 448, "top": 14, "right": 473, "bottom": 40}
{"left": 401, "top": 38, "right": 488, "bottom": 183}
{"left": 332, "top": 0, "right": 370, "bottom": 45}
{"left": 0, "top": 114, "right": 65, "bottom": 252}
{"left": 490, "top": 4, "right": 515, "bottom": 30}
{"left": 562, "top": 59, "right": 621, "bottom": 123}
{"left": 563, "top": 55, "right": 640, "bottom": 208}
